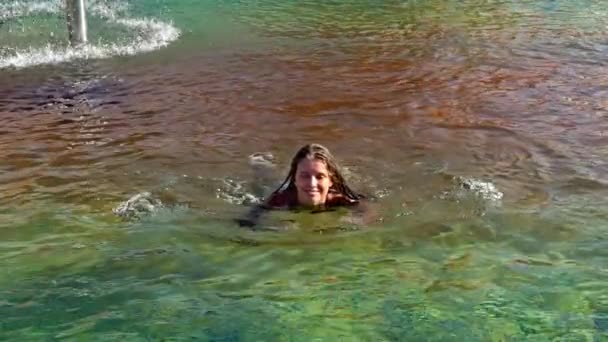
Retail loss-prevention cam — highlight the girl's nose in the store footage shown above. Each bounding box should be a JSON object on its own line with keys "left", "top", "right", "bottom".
{"left": 308, "top": 176, "right": 318, "bottom": 187}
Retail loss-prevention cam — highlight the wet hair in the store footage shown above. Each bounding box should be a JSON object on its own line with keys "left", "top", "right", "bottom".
{"left": 269, "top": 143, "right": 363, "bottom": 202}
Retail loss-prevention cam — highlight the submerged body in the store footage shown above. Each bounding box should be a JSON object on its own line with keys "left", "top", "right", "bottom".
{"left": 237, "top": 188, "right": 369, "bottom": 229}
{"left": 265, "top": 188, "right": 359, "bottom": 209}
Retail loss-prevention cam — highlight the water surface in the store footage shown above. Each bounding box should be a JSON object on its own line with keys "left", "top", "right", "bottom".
{"left": 1, "top": 0, "right": 608, "bottom": 340}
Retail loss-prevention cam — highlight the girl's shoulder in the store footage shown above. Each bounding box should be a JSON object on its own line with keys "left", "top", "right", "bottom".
{"left": 264, "top": 190, "right": 362, "bottom": 209}
{"left": 326, "top": 193, "right": 360, "bottom": 207}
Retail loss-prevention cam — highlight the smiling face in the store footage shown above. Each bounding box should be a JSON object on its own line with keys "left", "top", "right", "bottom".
{"left": 294, "top": 158, "right": 334, "bottom": 207}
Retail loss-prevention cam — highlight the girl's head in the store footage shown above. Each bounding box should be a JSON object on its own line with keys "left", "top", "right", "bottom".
{"left": 272, "top": 144, "right": 362, "bottom": 207}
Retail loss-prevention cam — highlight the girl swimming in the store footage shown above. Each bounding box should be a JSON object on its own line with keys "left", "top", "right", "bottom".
{"left": 237, "top": 143, "right": 366, "bottom": 228}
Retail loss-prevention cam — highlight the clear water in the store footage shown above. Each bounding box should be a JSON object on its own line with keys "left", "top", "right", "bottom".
{"left": 1, "top": 0, "right": 608, "bottom": 340}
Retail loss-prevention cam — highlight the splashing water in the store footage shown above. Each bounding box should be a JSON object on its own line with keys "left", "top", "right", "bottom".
{"left": 113, "top": 192, "right": 163, "bottom": 220}
{"left": 0, "top": 0, "right": 180, "bottom": 69}
{"left": 216, "top": 178, "right": 262, "bottom": 206}
{"left": 455, "top": 176, "right": 504, "bottom": 203}
{"left": 0, "top": 0, "right": 62, "bottom": 19}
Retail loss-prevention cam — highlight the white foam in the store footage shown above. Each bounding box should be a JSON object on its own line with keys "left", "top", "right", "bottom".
{"left": 0, "top": 0, "right": 180, "bottom": 69}
{"left": 113, "top": 192, "right": 162, "bottom": 219}
{"left": 88, "top": 1, "right": 128, "bottom": 20}
{"left": 0, "top": 0, "right": 62, "bottom": 19}
{"left": 455, "top": 177, "right": 504, "bottom": 202}
{"left": 216, "top": 178, "right": 262, "bottom": 206}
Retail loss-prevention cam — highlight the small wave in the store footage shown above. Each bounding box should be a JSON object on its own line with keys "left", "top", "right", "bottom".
{"left": 440, "top": 176, "right": 504, "bottom": 204}
{"left": 113, "top": 192, "right": 163, "bottom": 220}
{"left": 216, "top": 178, "right": 262, "bottom": 206}
{"left": 0, "top": 0, "right": 180, "bottom": 69}
{"left": 457, "top": 177, "right": 504, "bottom": 202}
{"left": 113, "top": 191, "right": 191, "bottom": 220}
{"left": 248, "top": 152, "right": 280, "bottom": 198}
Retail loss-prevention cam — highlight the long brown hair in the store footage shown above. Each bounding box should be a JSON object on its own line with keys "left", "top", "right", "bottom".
{"left": 269, "top": 144, "right": 363, "bottom": 202}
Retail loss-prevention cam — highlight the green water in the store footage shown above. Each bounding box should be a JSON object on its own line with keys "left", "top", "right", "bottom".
{"left": 3, "top": 207, "right": 607, "bottom": 340}
{"left": 3, "top": 196, "right": 608, "bottom": 340}
{"left": 2, "top": 0, "right": 608, "bottom": 340}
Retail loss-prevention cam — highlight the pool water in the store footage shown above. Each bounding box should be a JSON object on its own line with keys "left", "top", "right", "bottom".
{"left": 1, "top": 0, "right": 608, "bottom": 340}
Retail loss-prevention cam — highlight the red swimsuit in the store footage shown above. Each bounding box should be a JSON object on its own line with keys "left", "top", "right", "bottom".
{"left": 264, "top": 189, "right": 358, "bottom": 209}
{"left": 237, "top": 189, "right": 361, "bottom": 228}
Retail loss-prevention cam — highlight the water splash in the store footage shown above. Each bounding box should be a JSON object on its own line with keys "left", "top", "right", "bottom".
{"left": 216, "top": 178, "right": 262, "bottom": 206}
{"left": 456, "top": 177, "right": 504, "bottom": 203}
{"left": 0, "top": 0, "right": 180, "bottom": 69}
{"left": 113, "top": 192, "right": 163, "bottom": 220}
{"left": 0, "top": 0, "right": 62, "bottom": 20}
{"left": 440, "top": 176, "right": 504, "bottom": 206}
{"left": 248, "top": 152, "right": 280, "bottom": 198}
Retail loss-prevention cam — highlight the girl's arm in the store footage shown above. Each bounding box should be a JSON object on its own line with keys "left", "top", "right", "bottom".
{"left": 235, "top": 191, "right": 290, "bottom": 228}
{"left": 235, "top": 204, "right": 268, "bottom": 228}
{"left": 344, "top": 199, "right": 382, "bottom": 226}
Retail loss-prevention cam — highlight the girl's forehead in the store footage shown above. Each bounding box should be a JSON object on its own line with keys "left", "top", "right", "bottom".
{"left": 296, "top": 158, "right": 330, "bottom": 172}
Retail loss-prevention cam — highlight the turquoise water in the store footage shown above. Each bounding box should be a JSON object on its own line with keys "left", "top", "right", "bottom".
{"left": 1, "top": 0, "right": 608, "bottom": 340}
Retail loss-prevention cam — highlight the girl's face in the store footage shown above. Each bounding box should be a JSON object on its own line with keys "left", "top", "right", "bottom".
{"left": 295, "top": 158, "right": 333, "bottom": 207}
